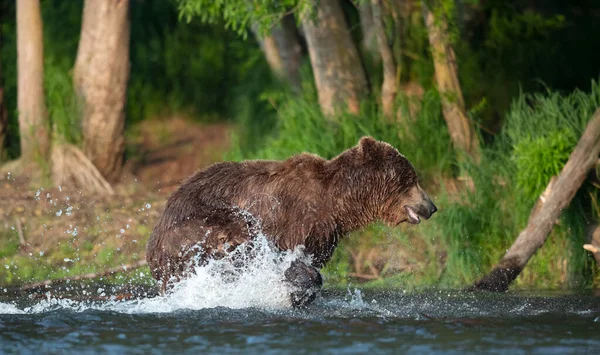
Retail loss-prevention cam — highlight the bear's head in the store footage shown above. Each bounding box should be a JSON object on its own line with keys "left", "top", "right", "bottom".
{"left": 356, "top": 136, "right": 437, "bottom": 226}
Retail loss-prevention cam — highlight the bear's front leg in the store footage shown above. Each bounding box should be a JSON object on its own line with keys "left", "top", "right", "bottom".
{"left": 284, "top": 259, "right": 323, "bottom": 307}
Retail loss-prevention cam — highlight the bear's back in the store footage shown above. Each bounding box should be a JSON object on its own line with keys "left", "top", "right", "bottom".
{"left": 155, "top": 154, "right": 329, "bottom": 233}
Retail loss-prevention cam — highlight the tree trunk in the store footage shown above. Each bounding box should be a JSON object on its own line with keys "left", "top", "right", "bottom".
{"left": 358, "top": 1, "right": 379, "bottom": 63}
{"left": 74, "top": 0, "right": 130, "bottom": 182}
{"left": 372, "top": 0, "right": 397, "bottom": 119}
{"left": 389, "top": 0, "right": 407, "bottom": 79}
{"left": 422, "top": 0, "right": 479, "bottom": 160}
{"left": 301, "top": 0, "right": 369, "bottom": 116}
{"left": 0, "top": 78, "right": 7, "bottom": 161}
{"left": 17, "top": 0, "right": 50, "bottom": 162}
{"left": 391, "top": 0, "right": 415, "bottom": 81}
{"left": 0, "top": 17, "right": 8, "bottom": 160}
{"left": 252, "top": 15, "right": 303, "bottom": 91}
{"left": 471, "top": 109, "right": 600, "bottom": 292}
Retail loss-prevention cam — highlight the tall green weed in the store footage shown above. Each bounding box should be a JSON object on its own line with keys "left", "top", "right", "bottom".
{"left": 44, "top": 57, "right": 81, "bottom": 144}
{"left": 433, "top": 81, "right": 600, "bottom": 288}
{"left": 228, "top": 88, "right": 454, "bottom": 183}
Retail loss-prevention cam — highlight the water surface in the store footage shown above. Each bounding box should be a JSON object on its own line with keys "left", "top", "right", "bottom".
{"left": 1, "top": 288, "right": 599, "bottom": 354}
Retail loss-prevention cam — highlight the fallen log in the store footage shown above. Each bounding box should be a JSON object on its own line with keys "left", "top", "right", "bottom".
{"left": 471, "top": 108, "right": 600, "bottom": 292}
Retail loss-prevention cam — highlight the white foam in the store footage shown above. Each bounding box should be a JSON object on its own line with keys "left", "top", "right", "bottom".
{"left": 0, "top": 302, "right": 25, "bottom": 314}
{"left": 9, "top": 233, "right": 310, "bottom": 314}
{"left": 109, "top": 234, "right": 308, "bottom": 313}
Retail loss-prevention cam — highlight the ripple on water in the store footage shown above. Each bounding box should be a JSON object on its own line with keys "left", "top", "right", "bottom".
{"left": 2, "top": 232, "right": 600, "bottom": 353}
{"left": 1, "top": 290, "right": 600, "bottom": 354}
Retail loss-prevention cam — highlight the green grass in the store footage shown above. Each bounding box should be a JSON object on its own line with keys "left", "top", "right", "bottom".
{"left": 0, "top": 230, "right": 20, "bottom": 259}
{"left": 228, "top": 87, "right": 454, "bottom": 184}
{"left": 44, "top": 56, "right": 82, "bottom": 145}
{"left": 0, "top": 243, "right": 151, "bottom": 287}
{"left": 230, "top": 79, "right": 600, "bottom": 290}
{"left": 429, "top": 81, "right": 600, "bottom": 289}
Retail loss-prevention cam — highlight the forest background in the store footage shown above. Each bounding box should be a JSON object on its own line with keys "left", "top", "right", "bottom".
{"left": 1, "top": 0, "right": 600, "bottom": 292}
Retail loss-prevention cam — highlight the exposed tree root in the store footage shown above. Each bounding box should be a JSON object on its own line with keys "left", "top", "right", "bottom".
{"left": 51, "top": 143, "right": 114, "bottom": 196}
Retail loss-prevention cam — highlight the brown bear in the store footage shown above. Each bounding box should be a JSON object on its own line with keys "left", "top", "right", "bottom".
{"left": 146, "top": 136, "right": 437, "bottom": 306}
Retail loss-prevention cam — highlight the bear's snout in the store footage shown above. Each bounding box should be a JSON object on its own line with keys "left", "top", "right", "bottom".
{"left": 420, "top": 194, "right": 437, "bottom": 219}
{"left": 416, "top": 198, "right": 437, "bottom": 220}
{"left": 403, "top": 185, "right": 437, "bottom": 224}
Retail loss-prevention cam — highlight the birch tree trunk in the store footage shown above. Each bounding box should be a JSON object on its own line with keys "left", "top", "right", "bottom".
{"left": 372, "top": 0, "right": 397, "bottom": 119}
{"left": 301, "top": 0, "right": 369, "bottom": 116}
{"left": 422, "top": 1, "right": 479, "bottom": 160}
{"left": 472, "top": 109, "right": 600, "bottom": 292}
{"left": 74, "top": 0, "right": 130, "bottom": 182}
{"left": 252, "top": 15, "right": 303, "bottom": 91}
{"left": 17, "top": 0, "right": 50, "bottom": 162}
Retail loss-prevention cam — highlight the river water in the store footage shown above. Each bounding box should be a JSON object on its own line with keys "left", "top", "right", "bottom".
{"left": 1, "top": 287, "right": 599, "bottom": 354}
{"left": 2, "top": 235, "right": 600, "bottom": 353}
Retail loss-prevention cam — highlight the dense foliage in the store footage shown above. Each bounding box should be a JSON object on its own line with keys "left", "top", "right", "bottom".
{"left": 0, "top": 0, "right": 274, "bottom": 157}
{"left": 177, "top": 0, "right": 306, "bottom": 37}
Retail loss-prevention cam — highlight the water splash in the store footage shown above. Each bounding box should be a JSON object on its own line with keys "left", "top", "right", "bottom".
{"left": 0, "top": 302, "right": 24, "bottom": 314}
{"left": 114, "top": 234, "right": 309, "bottom": 313}
{"left": 2, "top": 233, "right": 318, "bottom": 314}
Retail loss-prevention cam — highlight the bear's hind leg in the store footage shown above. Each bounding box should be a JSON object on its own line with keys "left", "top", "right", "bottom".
{"left": 284, "top": 260, "right": 323, "bottom": 307}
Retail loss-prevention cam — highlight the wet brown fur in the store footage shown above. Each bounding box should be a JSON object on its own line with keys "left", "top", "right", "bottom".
{"left": 146, "top": 137, "right": 434, "bottom": 289}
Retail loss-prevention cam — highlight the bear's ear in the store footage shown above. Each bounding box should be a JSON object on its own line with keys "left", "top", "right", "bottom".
{"left": 357, "top": 136, "right": 378, "bottom": 157}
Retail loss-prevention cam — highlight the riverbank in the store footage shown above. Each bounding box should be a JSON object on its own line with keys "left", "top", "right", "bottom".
{"left": 1, "top": 102, "right": 599, "bottom": 292}
{"left": 0, "top": 117, "right": 231, "bottom": 288}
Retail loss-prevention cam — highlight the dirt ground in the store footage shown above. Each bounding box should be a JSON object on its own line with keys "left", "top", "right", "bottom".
{"left": 0, "top": 118, "right": 233, "bottom": 286}
{"left": 125, "top": 117, "right": 233, "bottom": 194}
